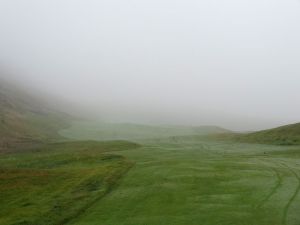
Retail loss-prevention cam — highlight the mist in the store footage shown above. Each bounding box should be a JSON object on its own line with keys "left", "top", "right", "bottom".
{"left": 1, "top": 0, "right": 300, "bottom": 131}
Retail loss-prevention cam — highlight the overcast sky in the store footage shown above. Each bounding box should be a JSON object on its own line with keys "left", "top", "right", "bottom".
{"left": 0, "top": 0, "right": 300, "bottom": 130}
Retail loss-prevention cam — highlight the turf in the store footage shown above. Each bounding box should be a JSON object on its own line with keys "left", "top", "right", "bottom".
{"left": 62, "top": 138, "right": 300, "bottom": 225}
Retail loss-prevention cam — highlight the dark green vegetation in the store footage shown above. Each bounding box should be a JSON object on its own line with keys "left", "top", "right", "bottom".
{"left": 0, "top": 140, "right": 139, "bottom": 225}
{"left": 0, "top": 79, "right": 71, "bottom": 151}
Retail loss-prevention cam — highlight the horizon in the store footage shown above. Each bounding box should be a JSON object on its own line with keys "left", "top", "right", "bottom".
{"left": 1, "top": 0, "right": 300, "bottom": 130}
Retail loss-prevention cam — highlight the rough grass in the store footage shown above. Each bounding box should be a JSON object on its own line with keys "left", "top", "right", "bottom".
{"left": 236, "top": 123, "right": 300, "bottom": 145}
{"left": 0, "top": 140, "right": 139, "bottom": 225}
{"left": 208, "top": 123, "right": 300, "bottom": 146}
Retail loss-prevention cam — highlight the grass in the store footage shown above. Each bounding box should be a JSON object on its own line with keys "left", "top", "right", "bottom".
{"left": 0, "top": 140, "right": 139, "bottom": 225}
{"left": 59, "top": 122, "right": 300, "bottom": 225}
{"left": 208, "top": 123, "right": 300, "bottom": 146}
{"left": 2, "top": 121, "right": 300, "bottom": 225}
{"left": 235, "top": 123, "right": 300, "bottom": 145}
{"left": 65, "top": 139, "right": 300, "bottom": 225}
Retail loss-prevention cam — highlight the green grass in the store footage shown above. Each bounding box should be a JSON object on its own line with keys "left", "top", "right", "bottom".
{"left": 0, "top": 140, "right": 139, "bottom": 225}
{"left": 58, "top": 122, "right": 300, "bottom": 225}
{"left": 3, "top": 121, "right": 300, "bottom": 225}
{"left": 208, "top": 123, "right": 300, "bottom": 146}
{"left": 236, "top": 123, "right": 300, "bottom": 145}
{"left": 63, "top": 138, "right": 300, "bottom": 225}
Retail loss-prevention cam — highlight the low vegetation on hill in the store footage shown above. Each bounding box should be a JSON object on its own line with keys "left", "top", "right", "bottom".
{"left": 207, "top": 123, "right": 300, "bottom": 145}
{"left": 238, "top": 123, "right": 300, "bottom": 145}
{"left": 227, "top": 123, "right": 300, "bottom": 145}
{"left": 0, "top": 79, "right": 71, "bottom": 151}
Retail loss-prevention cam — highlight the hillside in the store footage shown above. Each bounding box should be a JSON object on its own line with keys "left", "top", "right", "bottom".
{"left": 0, "top": 78, "right": 71, "bottom": 151}
{"left": 234, "top": 122, "right": 300, "bottom": 145}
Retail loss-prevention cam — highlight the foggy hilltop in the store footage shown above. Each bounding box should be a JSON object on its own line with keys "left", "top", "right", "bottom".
{"left": 0, "top": 73, "right": 291, "bottom": 132}
{"left": 1, "top": 0, "right": 300, "bottom": 131}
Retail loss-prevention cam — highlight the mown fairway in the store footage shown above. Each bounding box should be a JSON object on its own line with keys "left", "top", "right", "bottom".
{"left": 64, "top": 138, "right": 300, "bottom": 225}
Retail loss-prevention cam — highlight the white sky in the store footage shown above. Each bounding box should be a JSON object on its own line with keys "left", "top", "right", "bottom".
{"left": 0, "top": 0, "right": 300, "bottom": 130}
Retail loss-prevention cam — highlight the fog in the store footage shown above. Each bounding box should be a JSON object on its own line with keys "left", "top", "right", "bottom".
{"left": 0, "top": 0, "right": 300, "bottom": 131}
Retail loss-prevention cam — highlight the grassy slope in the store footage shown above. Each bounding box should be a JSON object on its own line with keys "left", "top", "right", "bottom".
{"left": 235, "top": 123, "right": 300, "bottom": 145}
{"left": 0, "top": 79, "right": 71, "bottom": 151}
{"left": 0, "top": 140, "right": 140, "bottom": 225}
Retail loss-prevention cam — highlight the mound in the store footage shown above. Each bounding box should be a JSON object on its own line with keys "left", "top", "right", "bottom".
{"left": 235, "top": 122, "right": 300, "bottom": 145}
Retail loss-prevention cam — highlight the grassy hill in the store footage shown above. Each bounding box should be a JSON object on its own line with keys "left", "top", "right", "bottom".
{"left": 234, "top": 122, "right": 300, "bottom": 145}
{"left": 0, "top": 78, "right": 71, "bottom": 151}
{"left": 207, "top": 122, "right": 300, "bottom": 145}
